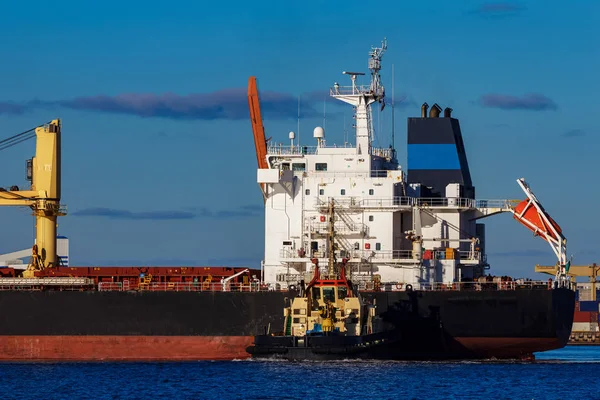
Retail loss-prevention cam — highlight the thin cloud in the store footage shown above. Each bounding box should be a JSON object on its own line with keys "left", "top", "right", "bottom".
{"left": 0, "top": 88, "right": 413, "bottom": 120}
{"left": 72, "top": 207, "right": 196, "bottom": 220}
{"left": 73, "top": 204, "right": 263, "bottom": 220}
{"left": 0, "top": 102, "right": 25, "bottom": 114}
{"left": 61, "top": 89, "right": 325, "bottom": 120}
{"left": 562, "top": 129, "right": 585, "bottom": 138}
{"left": 478, "top": 93, "right": 558, "bottom": 111}
{"left": 469, "top": 3, "right": 526, "bottom": 18}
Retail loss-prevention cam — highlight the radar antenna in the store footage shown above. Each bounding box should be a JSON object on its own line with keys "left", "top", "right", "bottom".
{"left": 329, "top": 38, "right": 388, "bottom": 156}
{"left": 369, "top": 38, "right": 387, "bottom": 100}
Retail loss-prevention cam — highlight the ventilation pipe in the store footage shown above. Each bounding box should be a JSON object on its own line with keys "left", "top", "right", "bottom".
{"left": 444, "top": 107, "right": 453, "bottom": 118}
{"left": 429, "top": 103, "right": 442, "bottom": 118}
{"left": 421, "top": 102, "right": 429, "bottom": 118}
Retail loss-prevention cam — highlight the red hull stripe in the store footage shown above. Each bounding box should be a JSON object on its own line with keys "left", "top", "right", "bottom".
{"left": 0, "top": 336, "right": 563, "bottom": 361}
{"left": 454, "top": 337, "right": 562, "bottom": 357}
{"left": 0, "top": 336, "right": 254, "bottom": 361}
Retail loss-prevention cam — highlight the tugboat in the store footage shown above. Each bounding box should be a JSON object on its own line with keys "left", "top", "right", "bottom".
{"left": 246, "top": 199, "right": 403, "bottom": 360}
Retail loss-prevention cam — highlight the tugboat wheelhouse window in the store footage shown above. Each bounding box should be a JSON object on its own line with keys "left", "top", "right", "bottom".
{"left": 312, "top": 287, "right": 321, "bottom": 300}
{"left": 322, "top": 287, "right": 335, "bottom": 303}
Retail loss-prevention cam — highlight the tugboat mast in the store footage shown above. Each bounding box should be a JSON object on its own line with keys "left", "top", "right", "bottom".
{"left": 327, "top": 199, "right": 337, "bottom": 280}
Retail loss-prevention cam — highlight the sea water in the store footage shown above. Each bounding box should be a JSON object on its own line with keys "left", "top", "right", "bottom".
{"left": 0, "top": 346, "right": 597, "bottom": 399}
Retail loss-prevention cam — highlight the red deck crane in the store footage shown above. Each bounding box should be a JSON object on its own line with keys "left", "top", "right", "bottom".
{"left": 247, "top": 76, "right": 269, "bottom": 201}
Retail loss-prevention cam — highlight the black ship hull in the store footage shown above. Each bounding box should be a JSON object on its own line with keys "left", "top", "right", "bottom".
{"left": 247, "top": 330, "right": 403, "bottom": 361}
{"left": 0, "top": 287, "right": 574, "bottom": 360}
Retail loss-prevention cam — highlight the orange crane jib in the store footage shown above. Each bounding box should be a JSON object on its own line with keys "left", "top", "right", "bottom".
{"left": 512, "top": 199, "right": 562, "bottom": 242}
{"left": 247, "top": 76, "right": 269, "bottom": 170}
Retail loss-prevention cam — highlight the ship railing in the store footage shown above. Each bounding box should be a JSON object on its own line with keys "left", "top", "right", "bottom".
{"left": 98, "top": 282, "right": 125, "bottom": 291}
{"left": 330, "top": 85, "right": 373, "bottom": 96}
{"left": 315, "top": 197, "right": 480, "bottom": 209}
{"left": 98, "top": 281, "right": 274, "bottom": 293}
{"left": 354, "top": 250, "right": 415, "bottom": 260}
{"left": 426, "top": 250, "right": 482, "bottom": 261}
{"left": 281, "top": 248, "right": 483, "bottom": 262}
{"left": 315, "top": 197, "right": 414, "bottom": 208}
{"left": 280, "top": 248, "right": 418, "bottom": 260}
{"left": 309, "top": 221, "right": 369, "bottom": 235}
{"left": 475, "top": 199, "right": 520, "bottom": 209}
{"left": 371, "top": 148, "right": 395, "bottom": 159}
{"left": 358, "top": 197, "right": 417, "bottom": 207}
{"left": 415, "top": 197, "right": 476, "bottom": 208}
{"left": 375, "top": 280, "right": 557, "bottom": 292}
{"left": 267, "top": 143, "right": 318, "bottom": 156}
{"left": 0, "top": 277, "right": 95, "bottom": 285}
{"left": 0, "top": 284, "right": 92, "bottom": 291}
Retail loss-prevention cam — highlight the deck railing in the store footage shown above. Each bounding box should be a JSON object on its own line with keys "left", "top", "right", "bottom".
{"left": 280, "top": 248, "right": 482, "bottom": 262}
{"left": 0, "top": 278, "right": 571, "bottom": 292}
{"left": 315, "top": 197, "right": 518, "bottom": 210}
{"left": 98, "top": 281, "right": 267, "bottom": 293}
{"left": 362, "top": 280, "right": 573, "bottom": 292}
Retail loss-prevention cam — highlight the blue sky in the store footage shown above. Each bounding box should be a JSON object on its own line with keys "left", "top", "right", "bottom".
{"left": 0, "top": 0, "right": 597, "bottom": 278}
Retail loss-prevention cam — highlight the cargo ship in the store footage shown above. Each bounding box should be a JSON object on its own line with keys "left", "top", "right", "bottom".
{"left": 0, "top": 39, "right": 575, "bottom": 361}
{"left": 568, "top": 283, "right": 600, "bottom": 345}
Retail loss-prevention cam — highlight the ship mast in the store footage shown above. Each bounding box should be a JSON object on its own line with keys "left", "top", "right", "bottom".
{"left": 330, "top": 38, "right": 387, "bottom": 155}
{"left": 327, "top": 198, "right": 337, "bottom": 279}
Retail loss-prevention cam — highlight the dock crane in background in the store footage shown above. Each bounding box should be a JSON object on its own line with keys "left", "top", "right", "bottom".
{"left": 536, "top": 263, "right": 599, "bottom": 300}
{"left": 0, "top": 119, "right": 65, "bottom": 278}
{"left": 247, "top": 76, "right": 269, "bottom": 202}
{"left": 510, "top": 178, "right": 569, "bottom": 286}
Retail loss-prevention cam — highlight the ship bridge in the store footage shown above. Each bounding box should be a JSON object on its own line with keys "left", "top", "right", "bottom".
{"left": 250, "top": 39, "right": 525, "bottom": 289}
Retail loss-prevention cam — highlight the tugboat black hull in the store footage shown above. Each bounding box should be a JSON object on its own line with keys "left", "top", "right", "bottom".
{"left": 247, "top": 287, "right": 576, "bottom": 361}
{"left": 247, "top": 331, "right": 402, "bottom": 361}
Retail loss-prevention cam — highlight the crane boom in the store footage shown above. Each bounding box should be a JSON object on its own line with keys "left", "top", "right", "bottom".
{"left": 0, "top": 119, "right": 65, "bottom": 277}
{"left": 248, "top": 77, "right": 269, "bottom": 170}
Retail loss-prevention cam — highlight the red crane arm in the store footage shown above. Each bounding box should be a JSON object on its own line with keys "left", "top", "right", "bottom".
{"left": 247, "top": 76, "right": 269, "bottom": 170}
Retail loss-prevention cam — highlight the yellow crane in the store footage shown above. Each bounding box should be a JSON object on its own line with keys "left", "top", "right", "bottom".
{"left": 536, "top": 263, "right": 599, "bottom": 301}
{"left": 0, "top": 119, "right": 65, "bottom": 277}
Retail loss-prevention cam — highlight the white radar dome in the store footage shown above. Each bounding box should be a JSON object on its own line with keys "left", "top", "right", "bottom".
{"left": 288, "top": 131, "right": 295, "bottom": 140}
{"left": 313, "top": 126, "right": 325, "bottom": 139}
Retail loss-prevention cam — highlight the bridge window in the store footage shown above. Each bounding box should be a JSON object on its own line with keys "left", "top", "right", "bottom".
{"left": 305, "top": 189, "right": 310, "bottom": 195}
{"left": 369, "top": 189, "right": 374, "bottom": 195}
{"left": 337, "top": 286, "right": 347, "bottom": 300}
{"left": 281, "top": 163, "right": 290, "bottom": 170}
{"left": 322, "top": 287, "right": 335, "bottom": 303}
{"left": 315, "top": 163, "right": 327, "bottom": 171}
{"left": 369, "top": 215, "right": 374, "bottom": 222}
{"left": 319, "top": 189, "right": 324, "bottom": 196}
{"left": 376, "top": 243, "right": 381, "bottom": 251}
{"left": 312, "top": 287, "right": 321, "bottom": 300}
{"left": 340, "top": 189, "right": 346, "bottom": 195}
{"left": 293, "top": 163, "right": 306, "bottom": 171}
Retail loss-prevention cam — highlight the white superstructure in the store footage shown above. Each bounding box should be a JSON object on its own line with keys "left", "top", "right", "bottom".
{"left": 257, "top": 40, "right": 515, "bottom": 289}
